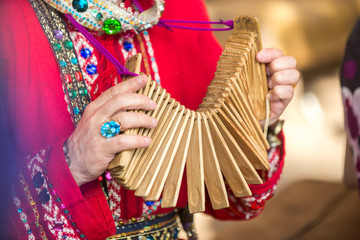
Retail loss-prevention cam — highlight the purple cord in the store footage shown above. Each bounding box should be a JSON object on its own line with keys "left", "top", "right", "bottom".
{"left": 65, "top": 2, "right": 234, "bottom": 77}
{"left": 158, "top": 19, "right": 234, "bottom": 31}
{"left": 65, "top": 14, "right": 137, "bottom": 77}
{"left": 132, "top": 0, "right": 233, "bottom": 31}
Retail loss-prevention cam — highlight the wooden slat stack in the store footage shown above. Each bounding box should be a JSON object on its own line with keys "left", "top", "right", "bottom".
{"left": 108, "top": 15, "right": 270, "bottom": 213}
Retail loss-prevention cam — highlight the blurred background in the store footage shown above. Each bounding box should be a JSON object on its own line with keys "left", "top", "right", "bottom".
{"left": 193, "top": 0, "right": 360, "bottom": 239}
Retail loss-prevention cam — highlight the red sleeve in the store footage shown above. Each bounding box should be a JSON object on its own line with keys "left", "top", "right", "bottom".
{"left": 204, "top": 131, "right": 285, "bottom": 220}
{"left": 1, "top": 1, "right": 115, "bottom": 239}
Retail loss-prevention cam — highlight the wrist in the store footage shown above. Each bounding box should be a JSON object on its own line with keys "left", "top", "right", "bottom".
{"left": 63, "top": 139, "right": 71, "bottom": 167}
{"left": 64, "top": 136, "right": 87, "bottom": 186}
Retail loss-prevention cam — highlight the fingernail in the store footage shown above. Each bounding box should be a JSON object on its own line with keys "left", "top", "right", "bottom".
{"left": 137, "top": 75, "right": 147, "bottom": 84}
{"left": 145, "top": 137, "right": 151, "bottom": 144}
{"left": 152, "top": 118, "right": 157, "bottom": 126}
{"left": 258, "top": 52, "right": 266, "bottom": 61}
{"left": 150, "top": 100, "right": 156, "bottom": 108}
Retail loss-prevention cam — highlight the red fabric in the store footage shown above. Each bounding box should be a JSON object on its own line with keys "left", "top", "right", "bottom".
{"left": 1, "top": 0, "right": 285, "bottom": 239}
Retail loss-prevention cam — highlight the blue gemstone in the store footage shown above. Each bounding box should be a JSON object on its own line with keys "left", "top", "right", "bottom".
{"left": 80, "top": 48, "right": 92, "bottom": 59}
{"left": 146, "top": 236, "right": 154, "bottom": 240}
{"left": 174, "top": 227, "right": 179, "bottom": 238}
{"left": 17, "top": 208, "right": 23, "bottom": 213}
{"left": 145, "top": 201, "right": 154, "bottom": 206}
{"left": 86, "top": 63, "right": 97, "bottom": 75}
{"left": 71, "top": 58, "right": 78, "bottom": 64}
{"left": 123, "top": 41, "right": 133, "bottom": 52}
{"left": 32, "top": 172, "right": 44, "bottom": 188}
{"left": 73, "top": 107, "right": 80, "bottom": 115}
{"left": 60, "top": 60, "right": 67, "bottom": 68}
{"left": 101, "top": 121, "right": 121, "bottom": 138}
{"left": 39, "top": 188, "right": 50, "bottom": 204}
{"left": 72, "top": 0, "right": 88, "bottom": 13}
{"left": 28, "top": 229, "right": 32, "bottom": 234}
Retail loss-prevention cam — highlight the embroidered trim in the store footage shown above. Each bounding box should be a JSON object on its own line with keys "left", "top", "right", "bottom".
{"left": 108, "top": 212, "right": 179, "bottom": 240}
{"left": 69, "top": 31, "right": 99, "bottom": 95}
{"left": 29, "top": 0, "right": 91, "bottom": 126}
{"left": 142, "top": 31, "right": 161, "bottom": 84}
{"left": 25, "top": 150, "right": 85, "bottom": 239}
{"left": 12, "top": 186, "right": 37, "bottom": 240}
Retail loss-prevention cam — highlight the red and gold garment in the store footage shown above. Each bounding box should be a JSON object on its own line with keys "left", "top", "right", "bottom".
{"left": 1, "top": 0, "right": 285, "bottom": 239}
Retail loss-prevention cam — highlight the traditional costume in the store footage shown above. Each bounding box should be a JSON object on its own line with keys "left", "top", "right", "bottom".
{"left": 1, "top": 0, "right": 285, "bottom": 239}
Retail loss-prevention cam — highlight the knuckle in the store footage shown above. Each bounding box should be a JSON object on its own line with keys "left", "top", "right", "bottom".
{"left": 108, "top": 85, "right": 120, "bottom": 97}
{"left": 289, "top": 56, "right": 297, "bottom": 67}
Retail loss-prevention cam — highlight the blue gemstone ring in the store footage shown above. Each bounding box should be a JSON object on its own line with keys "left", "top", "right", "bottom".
{"left": 100, "top": 120, "right": 121, "bottom": 138}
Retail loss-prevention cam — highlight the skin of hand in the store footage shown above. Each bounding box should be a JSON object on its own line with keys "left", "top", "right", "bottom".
{"left": 67, "top": 75, "right": 157, "bottom": 186}
{"left": 256, "top": 48, "right": 300, "bottom": 127}
{"left": 67, "top": 49, "right": 298, "bottom": 186}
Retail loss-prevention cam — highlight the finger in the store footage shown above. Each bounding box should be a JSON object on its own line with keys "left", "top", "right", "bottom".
{"left": 268, "top": 69, "right": 300, "bottom": 89}
{"left": 112, "top": 111, "right": 157, "bottom": 131}
{"left": 98, "top": 93, "right": 156, "bottom": 117}
{"left": 104, "top": 134, "right": 152, "bottom": 154}
{"left": 92, "top": 74, "right": 148, "bottom": 109}
{"left": 256, "top": 48, "right": 284, "bottom": 63}
{"left": 266, "top": 56, "right": 297, "bottom": 76}
{"left": 270, "top": 85, "right": 294, "bottom": 104}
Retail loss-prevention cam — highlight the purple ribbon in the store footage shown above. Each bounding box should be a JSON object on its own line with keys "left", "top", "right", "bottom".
{"left": 158, "top": 19, "right": 233, "bottom": 31}
{"left": 65, "top": 14, "right": 137, "bottom": 77}
{"left": 65, "top": 5, "right": 233, "bottom": 77}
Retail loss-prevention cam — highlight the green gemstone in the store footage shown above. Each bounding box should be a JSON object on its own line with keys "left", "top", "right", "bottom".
{"left": 78, "top": 87, "right": 88, "bottom": 96}
{"left": 65, "top": 41, "right": 73, "bottom": 49}
{"left": 64, "top": 209, "right": 69, "bottom": 214}
{"left": 53, "top": 43, "right": 62, "bottom": 52}
{"left": 68, "top": 89, "right": 77, "bottom": 99}
{"left": 103, "top": 18, "right": 121, "bottom": 35}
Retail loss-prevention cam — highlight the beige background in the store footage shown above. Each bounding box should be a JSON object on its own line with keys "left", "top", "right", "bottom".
{"left": 190, "top": 0, "right": 360, "bottom": 239}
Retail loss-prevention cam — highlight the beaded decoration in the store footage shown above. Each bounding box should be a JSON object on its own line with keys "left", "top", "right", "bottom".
{"left": 43, "top": 0, "right": 165, "bottom": 34}
{"left": 30, "top": 0, "right": 92, "bottom": 126}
